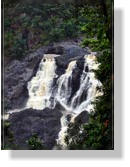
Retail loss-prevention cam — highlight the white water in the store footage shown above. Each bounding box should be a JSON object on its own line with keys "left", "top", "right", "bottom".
{"left": 26, "top": 54, "right": 58, "bottom": 110}
{"left": 56, "top": 60, "right": 77, "bottom": 111}
{"left": 70, "top": 54, "right": 102, "bottom": 113}
{"left": 55, "top": 54, "right": 102, "bottom": 114}
{"left": 56, "top": 54, "right": 103, "bottom": 148}
{"left": 25, "top": 53, "right": 103, "bottom": 149}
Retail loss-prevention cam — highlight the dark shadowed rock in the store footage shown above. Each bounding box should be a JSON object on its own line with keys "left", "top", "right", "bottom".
{"left": 46, "top": 46, "right": 64, "bottom": 55}
{"left": 54, "top": 101, "right": 66, "bottom": 111}
{"left": 74, "top": 111, "right": 89, "bottom": 124}
{"left": 54, "top": 42, "right": 88, "bottom": 76}
{"left": 68, "top": 57, "right": 85, "bottom": 102}
{"left": 66, "top": 114, "right": 72, "bottom": 122}
{"left": 64, "top": 45, "right": 87, "bottom": 59}
{"left": 8, "top": 108, "right": 62, "bottom": 149}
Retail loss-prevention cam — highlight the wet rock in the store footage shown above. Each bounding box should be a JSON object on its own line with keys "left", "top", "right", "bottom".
{"left": 66, "top": 114, "right": 72, "bottom": 122}
{"left": 55, "top": 101, "right": 66, "bottom": 111}
{"left": 68, "top": 57, "right": 85, "bottom": 102}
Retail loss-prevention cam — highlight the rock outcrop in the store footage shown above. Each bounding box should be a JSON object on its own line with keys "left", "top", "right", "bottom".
{"left": 9, "top": 107, "right": 62, "bottom": 149}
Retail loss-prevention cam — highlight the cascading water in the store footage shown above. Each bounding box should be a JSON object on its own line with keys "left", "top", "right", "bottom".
{"left": 70, "top": 54, "right": 102, "bottom": 113}
{"left": 54, "top": 54, "right": 102, "bottom": 113}
{"left": 55, "top": 60, "right": 77, "bottom": 111}
{"left": 26, "top": 54, "right": 58, "bottom": 110}
{"left": 56, "top": 54, "right": 103, "bottom": 148}
{"left": 26, "top": 53, "right": 103, "bottom": 149}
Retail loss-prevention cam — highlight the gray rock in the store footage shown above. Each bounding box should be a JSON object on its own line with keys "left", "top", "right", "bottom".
{"left": 4, "top": 47, "right": 46, "bottom": 110}
{"left": 54, "top": 43, "right": 88, "bottom": 76}
{"left": 74, "top": 111, "right": 89, "bottom": 124}
{"left": 9, "top": 108, "right": 62, "bottom": 149}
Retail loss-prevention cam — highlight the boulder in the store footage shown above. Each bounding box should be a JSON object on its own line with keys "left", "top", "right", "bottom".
{"left": 54, "top": 42, "right": 88, "bottom": 76}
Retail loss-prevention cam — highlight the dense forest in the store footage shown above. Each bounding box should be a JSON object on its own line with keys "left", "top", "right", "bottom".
{"left": 2, "top": 0, "right": 113, "bottom": 150}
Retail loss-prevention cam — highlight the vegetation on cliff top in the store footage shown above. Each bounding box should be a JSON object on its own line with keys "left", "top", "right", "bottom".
{"left": 4, "top": 2, "right": 85, "bottom": 59}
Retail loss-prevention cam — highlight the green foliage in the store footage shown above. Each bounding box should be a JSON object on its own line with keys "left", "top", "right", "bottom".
{"left": 48, "top": 28, "right": 64, "bottom": 42}
{"left": 27, "top": 134, "right": 45, "bottom": 150}
{"left": 65, "top": 1, "right": 113, "bottom": 150}
{"left": 3, "top": 120, "right": 13, "bottom": 141}
{"left": 79, "top": 3, "right": 112, "bottom": 51}
{"left": 1, "top": 120, "right": 17, "bottom": 150}
{"left": 4, "top": 3, "right": 86, "bottom": 59}
{"left": 4, "top": 31, "right": 27, "bottom": 59}
{"left": 81, "top": 38, "right": 99, "bottom": 49}
{"left": 11, "top": 38, "right": 27, "bottom": 58}
{"left": 62, "top": 19, "right": 78, "bottom": 37}
{"left": 4, "top": 18, "right": 11, "bottom": 28}
{"left": 4, "top": 0, "right": 19, "bottom": 8}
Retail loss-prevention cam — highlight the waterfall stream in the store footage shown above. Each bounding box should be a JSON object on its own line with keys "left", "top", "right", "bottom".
{"left": 25, "top": 53, "right": 103, "bottom": 149}
{"left": 55, "top": 60, "right": 77, "bottom": 111}
{"left": 26, "top": 54, "right": 58, "bottom": 110}
{"left": 56, "top": 54, "right": 103, "bottom": 148}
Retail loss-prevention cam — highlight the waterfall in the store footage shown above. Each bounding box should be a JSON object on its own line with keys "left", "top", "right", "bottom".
{"left": 56, "top": 60, "right": 77, "bottom": 111}
{"left": 70, "top": 54, "right": 102, "bottom": 113}
{"left": 56, "top": 54, "right": 103, "bottom": 149}
{"left": 55, "top": 54, "right": 102, "bottom": 113}
{"left": 56, "top": 114, "right": 70, "bottom": 148}
{"left": 26, "top": 53, "right": 103, "bottom": 149}
{"left": 26, "top": 53, "right": 102, "bottom": 112}
{"left": 26, "top": 54, "right": 58, "bottom": 110}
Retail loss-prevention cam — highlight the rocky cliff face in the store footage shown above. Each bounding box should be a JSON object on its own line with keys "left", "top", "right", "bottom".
{"left": 4, "top": 41, "right": 88, "bottom": 110}
{"left": 4, "top": 41, "right": 92, "bottom": 149}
